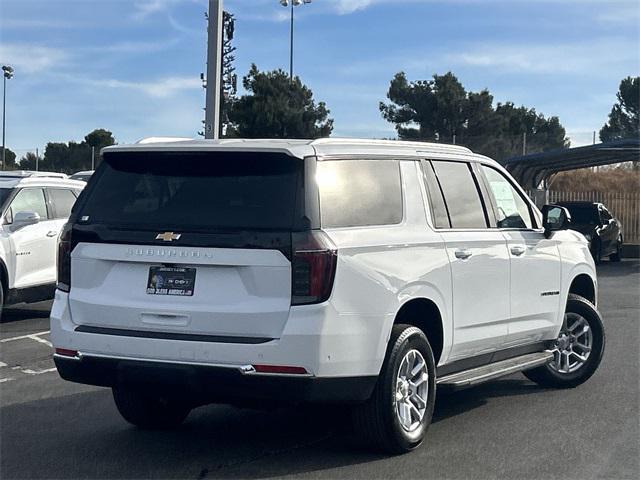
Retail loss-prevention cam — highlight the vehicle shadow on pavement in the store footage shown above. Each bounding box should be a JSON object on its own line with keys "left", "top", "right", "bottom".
{"left": 0, "top": 303, "right": 52, "bottom": 323}
{"left": 0, "top": 377, "right": 549, "bottom": 479}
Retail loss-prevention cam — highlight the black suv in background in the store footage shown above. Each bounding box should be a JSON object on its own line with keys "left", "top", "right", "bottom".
{"left": 559, "top": 201, "right": 623, "bottom": 263}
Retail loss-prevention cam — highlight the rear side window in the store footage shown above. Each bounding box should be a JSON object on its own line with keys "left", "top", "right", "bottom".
{"left": 432, "top": 161, "right": 487, "bottom": 229}
{"left": 79, "top": 152, "right": 302, "bottom": 231}
{"left": 317, "top": 160, "right": 403, "bottom": 228}
{"left": 421, "top": 160, "right": 450, "bottom": 228}
{"left": 48, "top": 188, "right": 78, "bottom": 219}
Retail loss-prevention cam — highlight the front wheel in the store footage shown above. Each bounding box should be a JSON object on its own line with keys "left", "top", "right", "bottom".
{"left": 351, "top": 324, "right": 436, "bottom": 454}
{"left": 524, "top": 294, "right": 605, "bottom": 388}
{"left": 609, "top": 236, "right": 623, "bottom": 262}
{"left": 112, "top": 386, "right": 191, "bottom": 429}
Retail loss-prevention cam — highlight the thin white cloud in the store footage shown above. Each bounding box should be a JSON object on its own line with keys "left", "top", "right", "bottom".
{"left": 77, "top": 76, "right": 202, "bottom": 98}
{"left": 446, "top": 39, "right": 638, "bottom": 75}
{"left": 0, "top": 43, "right": 70, "bottom": 74}
{"left": 132, "top": 0, "right": 199, "bottom": 20}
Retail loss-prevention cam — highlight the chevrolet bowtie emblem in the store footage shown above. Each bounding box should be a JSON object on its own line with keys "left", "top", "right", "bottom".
{"left": 155, "top": 232, "right": 182, "bottom": 242}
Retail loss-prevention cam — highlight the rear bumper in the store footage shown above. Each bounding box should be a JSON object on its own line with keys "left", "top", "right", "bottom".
{"left": 54, "top": 354, "right": 376, "bottom": 404}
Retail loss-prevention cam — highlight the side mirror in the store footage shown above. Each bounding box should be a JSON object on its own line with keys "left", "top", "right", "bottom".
{"left": 10, "top": 211, "right": 41, "bottom": 232}
{"left": 542, "top": 205, "right": 571, "bottom": 239}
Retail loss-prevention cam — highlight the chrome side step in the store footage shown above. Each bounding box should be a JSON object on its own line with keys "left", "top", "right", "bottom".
{"left": 437, "top": 351, "right": 554, "bottom": 390}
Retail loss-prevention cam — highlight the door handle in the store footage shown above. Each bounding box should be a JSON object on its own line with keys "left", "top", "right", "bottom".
{"left": 46, "top": 231, "right": 58, "bottom": 237}
{"left": 454, "top": 249, "right": 473, "bottom": 260}
{"left": 510, "top": 246, "right": 526, "bottom": 256}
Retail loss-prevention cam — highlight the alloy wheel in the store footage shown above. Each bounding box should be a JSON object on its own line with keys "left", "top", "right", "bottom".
{"left": 394, "top": 349, "right": 429, "bottom": 432}
{"left": 550, "top": 312, "right": 593, "bottom": 374}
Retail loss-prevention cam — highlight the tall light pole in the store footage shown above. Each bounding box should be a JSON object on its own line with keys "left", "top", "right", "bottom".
{"left": 2, "top": 65, "right": 14, "bottom": 171}
{"left": 279, "top": 0, "right": 312, "bottom": 79}
{"left": 204, "top": 0, "right": 223, "bottom": 139}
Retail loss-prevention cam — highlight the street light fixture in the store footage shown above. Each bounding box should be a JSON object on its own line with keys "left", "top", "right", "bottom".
{"left": 2, "top": 65, "right": 14, "bottom": 171}
{"left": 279, "top": 0, "right": 312, "bottom": 79}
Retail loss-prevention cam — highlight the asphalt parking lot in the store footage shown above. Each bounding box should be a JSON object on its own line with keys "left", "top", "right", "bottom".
{"left": 1, "top": 260, "right": 638, "bottom": 480}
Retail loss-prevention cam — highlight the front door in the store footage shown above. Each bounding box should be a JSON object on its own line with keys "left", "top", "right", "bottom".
{"left": 479, "top": 165, "right": 562, "bottom": 345}
{"left": 4, "top": 188, "right": 58, "bottom": 288}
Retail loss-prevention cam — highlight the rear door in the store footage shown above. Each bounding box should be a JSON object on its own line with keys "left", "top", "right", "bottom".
{"left": 479, "top": 165, "right": 561, "bottom": 345}
{"left": 68, "top": 151, "right": 304, "bottom": 340}
{"left": 424, "top": 160, "right": 510, "bottom": 360}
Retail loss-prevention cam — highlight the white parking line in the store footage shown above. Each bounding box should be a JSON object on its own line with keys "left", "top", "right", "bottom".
{"left": 28, "top": 335, "right": 53, "bottom": 348}
{"left": 0, "top": 377, "right": 14, "bottom": 384}
{"left": 0, "top": 361, "right": 7, "bottom": 368}
{"left": 0, "top": 331, "right": 50, "bottom": 343}
{"left": 21, "top": 367, "right": 57, "bottom": 375}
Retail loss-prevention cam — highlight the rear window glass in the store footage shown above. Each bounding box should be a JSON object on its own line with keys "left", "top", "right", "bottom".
{"left": 317, "top": 160, "right": 403, "bottom": 228}
{"left": 79, "top": 152, "right": 302, "bottom": 231}
{"left": 563, "top": 205, "right": 598, "bottom": 224}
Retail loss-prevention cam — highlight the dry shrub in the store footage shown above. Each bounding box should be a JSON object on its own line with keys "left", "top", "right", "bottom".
{"left": 550, "top": 165, "right": 640, "bottom": 193}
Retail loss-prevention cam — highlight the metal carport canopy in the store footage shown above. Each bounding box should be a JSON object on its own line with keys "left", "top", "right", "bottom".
{"left": 499, "top": 138, "right": 640, "bottom": 189}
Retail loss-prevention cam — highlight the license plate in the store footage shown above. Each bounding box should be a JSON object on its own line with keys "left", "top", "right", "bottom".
{"left": 146, "top": 267, "right": 196, "bottom": 296}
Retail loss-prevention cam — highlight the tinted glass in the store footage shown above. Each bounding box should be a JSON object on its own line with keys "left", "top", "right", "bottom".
{"left": 481, "top": 166, "right": 533, "bottom": 229}
{"left": 317, "top": 160, "right": 403, "bottom": 228}
{"left": 421, "top": 161, "right": 450, "bottom": 228}
{"left": 10, "top": 188, "right": 48, "bottom": 221}
{"left": 48, "top": 188, "right": 78, "bottom": 219}
{"left": 79, "top": 152, "right": 302, "bottom": 230}
{"left": 432, "top": 161, "right": 486, "bottom": 229}
{"left": 563, "top": 205, "right": 598, "bottom": 224}
{"left": 600, "top": 208, "right": 612, "bottom": 221}
{"left": 0, "top": 188, "right": 12, "bottom": 208}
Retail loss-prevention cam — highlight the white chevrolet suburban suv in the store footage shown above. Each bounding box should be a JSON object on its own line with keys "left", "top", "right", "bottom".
{"left": 51, "top": 138, "right": 605, "bottom": 453}
{"left": 0, "top": 171, "right": 84, "bottom": 311}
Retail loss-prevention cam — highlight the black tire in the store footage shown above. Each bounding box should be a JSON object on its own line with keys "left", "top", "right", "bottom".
{"left": 609, "top": 236, "right": 623, "bottom": 262}
{"left": 524, "top": 294, "right": 605, "bottom": 389}
{"left": 591, "top": 240, "right": 602, "bottom": 264}
{"left": 0, "top": 279, "right": 5, "bottom": 321}
{"left": 351, "top": 324, "right": 436, "bottom": 454}
{"left": 112, "top": 386, "right": 191, "bottom": 429}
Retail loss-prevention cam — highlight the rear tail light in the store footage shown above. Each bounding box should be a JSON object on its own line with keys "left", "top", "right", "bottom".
{"left": 57, "top": 223, "right": 73, "bottom": 292}
{"left": 55, "top": 348, "right": 78, "bottom": 357}
{"left": 291, "top": 231, "right": 337, "bottom": 305}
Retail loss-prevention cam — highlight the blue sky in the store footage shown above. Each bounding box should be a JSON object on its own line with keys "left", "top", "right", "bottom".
{"left": 1, "top": 0, "right": 639, "bottom": 158}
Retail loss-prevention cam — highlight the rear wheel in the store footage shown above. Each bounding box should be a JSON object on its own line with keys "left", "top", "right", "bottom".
{"left": 591, "top": 240, "right": 602, "bottom": 264}
{"left": 609, "top": 236, "right": 623, "bottom": 262}
{"left": 0, "top": 280, "right": 5, "bottom": 320}
{"left": 112, "top": 386, "right": 191, "bottom": 429}
{"left": 524, "top": 294, "right": 605, "bottom": 388}
{"left": 351, "top": 324, "right": 436, "bottom": 454}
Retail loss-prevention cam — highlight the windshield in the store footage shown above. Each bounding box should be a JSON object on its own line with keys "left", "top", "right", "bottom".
{"left": 564, "top": 205, "right": 599, "bottom": 225}
{"left": 78, "top": 151, "right": 303, "bottom": 231}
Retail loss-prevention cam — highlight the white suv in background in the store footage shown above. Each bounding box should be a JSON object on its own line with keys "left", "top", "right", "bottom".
{"left": 51, "top": 139, "right": 605, "bottom": 453}
{"left": 0, "top": 171, "right": 85, "bottom": 310}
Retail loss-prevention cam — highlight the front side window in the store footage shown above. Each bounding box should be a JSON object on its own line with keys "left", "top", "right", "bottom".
{"left": 600, "top": 207, "right": 612, "bottom": 222}
{"left": 317, "top": 160, "right": 403, "bottom": 228}
{"left": 432, "top": 161, "right": 487, "bottom": 229}
{"left": 481, "top": 166, "right": 533, "bottom": 229}
{"left": 7, "top": 188, "right": 48, "bottom": 223}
